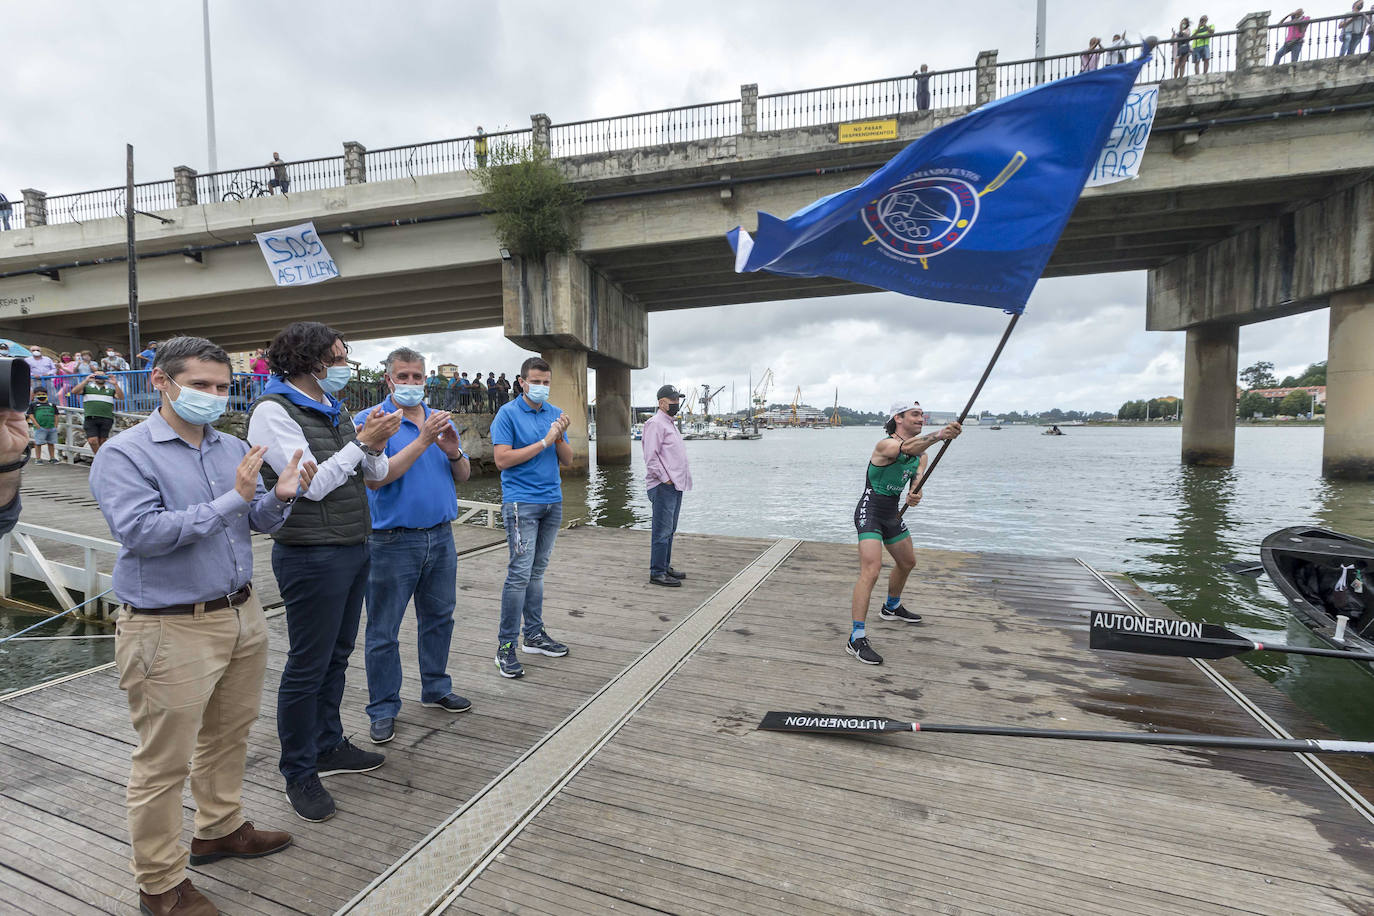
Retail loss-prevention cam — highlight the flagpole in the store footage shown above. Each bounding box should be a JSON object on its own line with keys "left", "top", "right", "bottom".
{"left": 900, "top": 311, "right": 1020, "bottom": 516}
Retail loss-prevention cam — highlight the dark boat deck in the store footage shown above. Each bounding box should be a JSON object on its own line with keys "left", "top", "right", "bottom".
{"left": 2, "top": 477, "right": 1372, "bottom": 914}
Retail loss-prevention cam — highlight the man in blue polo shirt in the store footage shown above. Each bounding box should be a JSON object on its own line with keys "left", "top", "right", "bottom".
{"left": 489, "top": 355, "right": 572, "bottom": 678}
{"left": 354, "top": 347, "right": 472, "bottom": 745}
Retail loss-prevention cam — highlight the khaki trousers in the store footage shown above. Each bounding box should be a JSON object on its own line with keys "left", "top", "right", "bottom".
{"left": 115, "top": 593, "right": 268, "bottom": 894}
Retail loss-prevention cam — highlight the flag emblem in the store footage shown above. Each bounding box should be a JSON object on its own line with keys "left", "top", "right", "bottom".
{"left": 862, "top": 174, "right": 980, "bottom": 261}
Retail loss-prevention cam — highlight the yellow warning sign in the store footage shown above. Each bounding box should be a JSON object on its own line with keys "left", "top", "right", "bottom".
{"left": 838, "top": 119, "right": 898, "bottom": 144}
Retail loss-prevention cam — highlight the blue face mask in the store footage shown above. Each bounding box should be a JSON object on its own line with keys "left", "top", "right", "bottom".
{"left": 318, "top": 365, "right": 352, "bottom": 394}
{"left": 525, "top": 383, "right": 551, "bottom": 404}
{"left": 169, "top": 379, "right": 228, "bottom": 425}
{"left": 391, "top": 384, "right": 425, "bottom": 407}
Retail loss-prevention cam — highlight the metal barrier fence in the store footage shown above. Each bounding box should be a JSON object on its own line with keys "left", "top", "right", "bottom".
{"left": 32, "top": 370, "right": 271, "bottom": 414}
{"left": 367, "top": 128, "right": 533, "bottom": 182}
{"left": 195, "top": 156, "right": 347, "bottom": 205}
{"left": 549, "top": 100, "right": 740, "bottom": 157}
{"left": 43, "top": 180, "right": 177, "bottom": 226}
{"left": 26, "top": 12, "right": 1369, "bottom": 222}
{"left": 758, "top": 66, "right": 978, "bottom": 131}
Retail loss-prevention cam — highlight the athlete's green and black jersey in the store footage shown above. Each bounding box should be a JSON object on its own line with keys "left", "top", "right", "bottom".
{"left": 853, "top": 438, "right": 921, "bottom": 544}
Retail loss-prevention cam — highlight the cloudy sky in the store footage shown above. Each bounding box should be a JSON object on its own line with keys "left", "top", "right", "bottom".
{"left": 5, "top": 1, "right": 1330, "bottom": 414}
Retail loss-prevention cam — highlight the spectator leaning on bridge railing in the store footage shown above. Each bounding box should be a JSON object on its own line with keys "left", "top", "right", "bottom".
{"left": 1192, "top": 16, "right": 1217, "bottom": 74}
{"left": 1171, "top": 18, "right": 1192, "bottom": 78}
{"left": 1275, "top": 8, "right": 1312, "bottom": 63}
{"left": 1339, "top": 0, "right": 1368, "bottom": 54}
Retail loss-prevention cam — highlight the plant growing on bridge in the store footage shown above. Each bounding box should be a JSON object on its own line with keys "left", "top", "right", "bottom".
{"left": 473, "top": 140, "right": 583, "bottom": 260}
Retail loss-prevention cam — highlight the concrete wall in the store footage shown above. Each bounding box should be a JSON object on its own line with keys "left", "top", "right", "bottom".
{"left": 502, "top": 253, "right": 647, "bottom": 370}
{"left": 1148, "top": 178, "right": 1374, "bottom": 330}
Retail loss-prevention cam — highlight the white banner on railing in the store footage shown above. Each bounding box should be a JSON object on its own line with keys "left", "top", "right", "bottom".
{"left": 254, "top": 221, "right": 340, "bottom": 286}
{"left": 1086, "top": 85, "right": 1158, "bottom": 188}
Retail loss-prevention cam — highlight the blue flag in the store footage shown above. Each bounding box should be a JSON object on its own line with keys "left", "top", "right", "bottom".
{"left": 728, "top": 58, "right": 1148, "bottom": 313}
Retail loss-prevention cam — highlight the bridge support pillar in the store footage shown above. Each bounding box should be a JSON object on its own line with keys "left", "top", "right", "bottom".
{"left": 595, "top": 366, "right": 632, "bottom": 466}
{"left": 504, "top": 252, "right": 647, "bottom": 477}
{"left": 1181, "top": 322, "right": 1239, "bottom": 467}
{"left": 1323, "top": 290, "right": 1374, "bottom": 480}
{"left": 541, "top": 347, "right": 590, "bottom": 475}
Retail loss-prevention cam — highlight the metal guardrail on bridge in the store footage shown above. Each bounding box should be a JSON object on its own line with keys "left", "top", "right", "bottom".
{"left": 8, "top": 11, "right": 1366, "bottom": 228}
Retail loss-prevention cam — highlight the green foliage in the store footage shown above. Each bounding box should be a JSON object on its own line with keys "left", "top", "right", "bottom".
{"left": 1278, "top": 389, "right": 1313, "bottom": 416}
{"left": 473, "top": 141, "right": 583, "bottom": 259}
{"left": 1237, "top": 390, "right": 1270, "bottom": 418}
{"left": 1297, "top": 360, "right": 1326, "bottom": 386}
{"left": 1239, "top": 360, "right": 1277, "bottom": 390}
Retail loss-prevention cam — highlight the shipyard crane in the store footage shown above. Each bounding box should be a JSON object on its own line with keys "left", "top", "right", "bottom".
{"left": 830, "top": 389, "right": 842, "bottom": 426}
{"left": 700, "top": 383, "right": 727, "bottom": 423}
{"left": 789, "top": 386, "right": 801, "bottom": 427}
{"left": 751, "top": 369, "right": 774, "bottom": 420}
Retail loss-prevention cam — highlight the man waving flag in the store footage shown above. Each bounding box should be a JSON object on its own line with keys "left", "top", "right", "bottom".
{"left": 728, "top": 54, "right": 1150, "bottom": 313}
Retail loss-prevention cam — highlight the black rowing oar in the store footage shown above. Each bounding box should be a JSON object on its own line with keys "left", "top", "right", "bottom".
{"left": 759, "top": 711, "right": 1374, "bottom": 755}
{"left": 1089, "top": 611, "right": 1374, "bottom": 663}
{"left": 1221, "top": 560, "right": 1265, "bottom": 578}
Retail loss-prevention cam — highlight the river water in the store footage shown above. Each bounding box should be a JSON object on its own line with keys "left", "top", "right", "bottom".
{"left": 4, "top": 425, "right": 1372, "bottom": 738}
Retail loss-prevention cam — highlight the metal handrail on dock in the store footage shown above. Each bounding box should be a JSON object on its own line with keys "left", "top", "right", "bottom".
{"left": 0, "top": 522, "right": 118, "bottom": 619}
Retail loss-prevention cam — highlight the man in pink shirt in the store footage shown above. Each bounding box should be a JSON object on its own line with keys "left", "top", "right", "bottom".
{"left": 1274, "top": 8, "right": 1311, "bottom": 64}
{"left": 642, "top": 385, "right": 692, "bottom": 587}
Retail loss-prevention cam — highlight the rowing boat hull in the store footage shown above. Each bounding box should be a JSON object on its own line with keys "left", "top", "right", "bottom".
{"left": 1259, "top": 526, "right": 1374, "bottom": 659}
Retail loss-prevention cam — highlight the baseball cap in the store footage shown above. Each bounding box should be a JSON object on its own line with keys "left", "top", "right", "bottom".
{"left": 656, "top": 385, "right": 683, "bottom": 400}
{"left": 889, "top": 400, "right": 923, "bottom": 420}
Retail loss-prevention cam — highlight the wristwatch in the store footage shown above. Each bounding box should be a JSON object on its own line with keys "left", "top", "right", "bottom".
{"left": 0, "top": 445, "right": 31, "bottom": 474}
{"left": 360, "top": 443, "right": 384, "bottom": 458}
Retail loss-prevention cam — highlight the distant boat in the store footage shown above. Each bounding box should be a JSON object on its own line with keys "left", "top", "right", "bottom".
{"left": 989, "top": 426, "right": 1003, "bottom": 430}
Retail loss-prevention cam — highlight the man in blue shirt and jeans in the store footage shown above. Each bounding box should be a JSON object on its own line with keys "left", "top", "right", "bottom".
{"left": 355, "top": 347, "right": 473, "bottom": 745}
{"left": 490, "top": 356, "right": 572, "bottom": 678}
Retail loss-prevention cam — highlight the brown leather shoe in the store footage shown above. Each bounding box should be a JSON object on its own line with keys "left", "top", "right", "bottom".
{"left": 188, "top": 821, "right": 292, "bottom": 865}
{"left": 139, "top": 878, "right": 217, "bottom": 916}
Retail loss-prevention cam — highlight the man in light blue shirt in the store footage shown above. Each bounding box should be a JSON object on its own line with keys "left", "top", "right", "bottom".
{"left": 90, "top": 336, "right": 312, "bottom": 916}
{"left": 489, "top": 356, "right": 572, "bottom": 678}
{"left": 354, "top": 347, "right": 472, "bottom": 746}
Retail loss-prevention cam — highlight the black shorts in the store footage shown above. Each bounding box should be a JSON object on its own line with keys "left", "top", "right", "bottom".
{"left": 854, "top": 489, "right": 909, "bottom": 545}
{"left": 83, "top": 416, "right": 113, "bottom": 439}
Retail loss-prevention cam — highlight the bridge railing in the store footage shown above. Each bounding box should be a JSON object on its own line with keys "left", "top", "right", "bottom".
{"left": 549, "top": 100, "right": 741, "bottom": 157}
{"left": 17, "top": 10, "right": 1369, "bottom": 228}
{"left": 43, "top": 179, "right": 177, "bottom": 226}
{"left": 367, "top": 127, "right": 533, "bottom": 181}
{"left": 757, "top": 66, "right": 979, "bottom": 131}
{"left": 194, "top": 156, "right": 346, "bottom": 205}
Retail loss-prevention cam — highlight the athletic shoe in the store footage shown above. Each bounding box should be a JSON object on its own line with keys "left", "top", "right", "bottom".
{"left": 496, "top": 641, "right": 525, "bottom": 678}
{"left": 285, "top": 775, "right": 335, "bottom": 822}
{"left": 522, "top": 629, "right": 569, "bottom": 657}
{"left": 666, "top": 568, "right": 687, "bottom": 580}
{"left": 368, "top": 718, "right": 395, "bottom": 745}
{"left": 649, "top": 573, "right": 682, "bottom": 587}
{"left": 316, "top": 738, "right": 384, "bottom": 776}
{"left": 846, "top": 636, "right": 884, "bottom": 665}
{"left": 422, "top": 693, "right": 472, "bottom": 713}
{"left": 879, "top": 604, "right": 923, "bottom": 623}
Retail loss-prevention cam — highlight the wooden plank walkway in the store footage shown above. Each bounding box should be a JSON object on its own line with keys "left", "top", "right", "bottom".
{"left": 1, "top": 484, "right": 1371, "bottom": 914}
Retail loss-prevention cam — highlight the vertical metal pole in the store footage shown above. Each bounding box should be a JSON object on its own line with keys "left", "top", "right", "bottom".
{"left": 203, "top": 0, "right": 218, "bottom": 174}
{"left": 126, "top": 145, "right": 139, "bottom": 364}
{"left": 1035, "top": 0, "right": 1048, "bottom": 84}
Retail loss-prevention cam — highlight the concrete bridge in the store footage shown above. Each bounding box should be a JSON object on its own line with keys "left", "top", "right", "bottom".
{"left": 2, "top": 11, "right": 1372, "bottom": 476}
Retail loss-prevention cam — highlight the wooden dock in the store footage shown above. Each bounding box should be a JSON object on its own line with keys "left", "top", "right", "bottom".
{"left": 1, "top": 471, "right": 1372, "bottom": 914}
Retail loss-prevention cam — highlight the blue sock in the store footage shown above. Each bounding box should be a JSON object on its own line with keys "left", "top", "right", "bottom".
{"left": 851, "top": 621, "right": 866, "bottom": 640}
{"left": 884, "top": 595, "right": 901, "bottom": 610}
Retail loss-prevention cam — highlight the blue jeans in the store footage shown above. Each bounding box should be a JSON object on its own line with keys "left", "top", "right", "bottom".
{"left": 272, "top": 542, "right": 370, "bottom": 782}
{"left": 499, "top": 501, "right": 562, "bottom": 644}
{"left": 364, "top": 524, "right": 457, "bottom": 722}
{"left": 648, "top": 484, "right": 683, "bottom": 576}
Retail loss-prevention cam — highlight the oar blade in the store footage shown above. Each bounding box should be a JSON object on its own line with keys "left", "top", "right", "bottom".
{"left": 1222, "top": 560, "right": 1266, "bottom": 578}
{"left": 1089, "top": 612, "right": 1250, "bottom": 660}
{"left": 759, "top": 712, "right": 911, "bottom": 735}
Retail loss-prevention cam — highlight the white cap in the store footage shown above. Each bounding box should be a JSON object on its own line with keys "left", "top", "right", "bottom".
{"left": 889, "top": 400, "right": 922, "bottom": 420}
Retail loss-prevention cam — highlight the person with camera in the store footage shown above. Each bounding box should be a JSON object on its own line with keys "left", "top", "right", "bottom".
{"left": 246, "top": 321, "right": 400, "bottom": 823}
{"left": 70, "top": 368, "right": 124, "bottom": 456}
{"left": 90, "top": 336, "right": 313, "bottom": 916}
